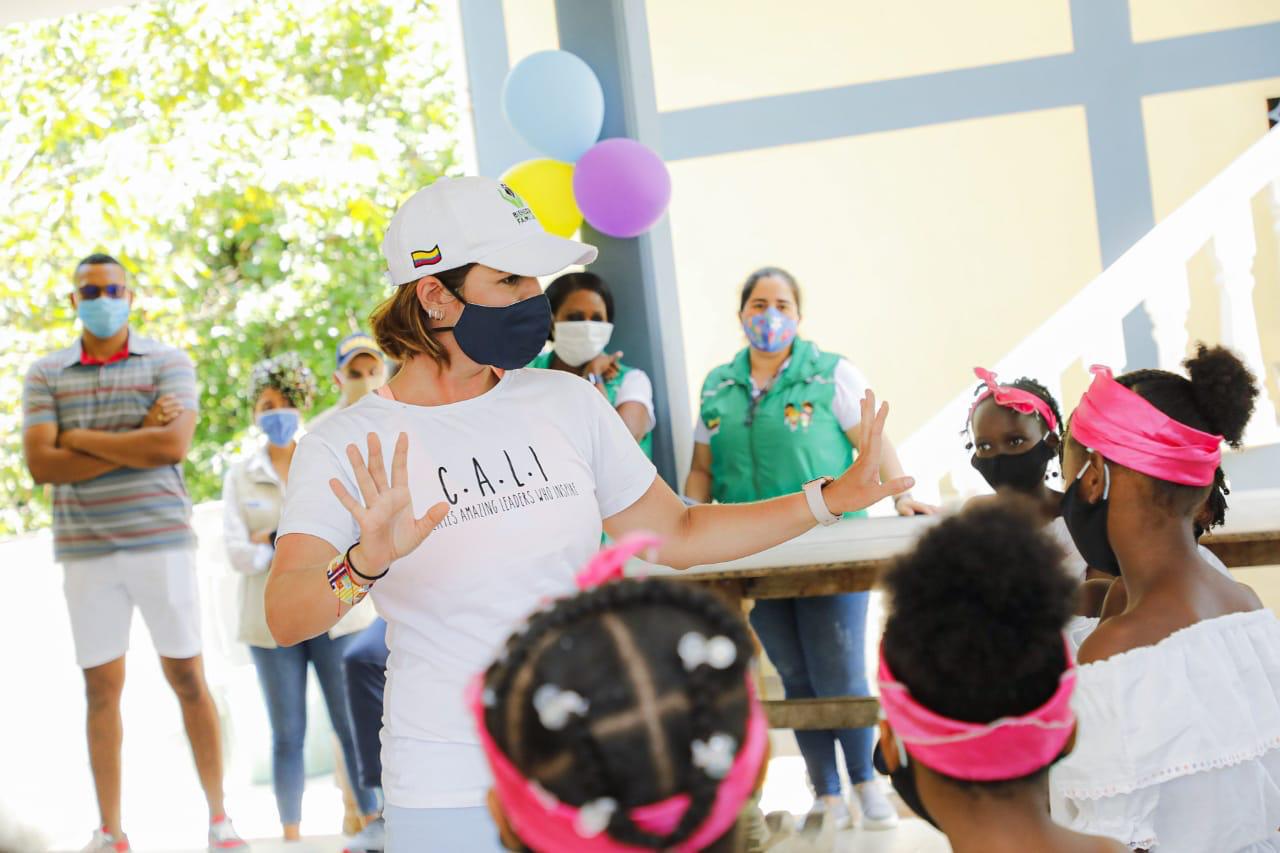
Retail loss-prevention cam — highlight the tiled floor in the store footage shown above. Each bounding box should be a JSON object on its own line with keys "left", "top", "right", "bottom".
{"left": 166, "top": 822, "right": 948, "bottom": 852}
{"left": 8, "top": 519, "right": 1274, "bottom": 852}
{"left": 4, "top": 527, "right": 951, "bottom": 853}
{"left": 14, "top": 825, "right": 947, "bottom": 853}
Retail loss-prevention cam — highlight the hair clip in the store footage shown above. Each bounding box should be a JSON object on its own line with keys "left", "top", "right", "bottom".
{"left": 574, "top": 797, "right": 618, "bottom": 837}
{"left": 691, "top": 733, "right": 738, "bottom": 779}
{"left": 532, "top": 684, "right": 589, "bottom": 730}
{"left": 678, "top": 632, "right": 737, "bottom": 672}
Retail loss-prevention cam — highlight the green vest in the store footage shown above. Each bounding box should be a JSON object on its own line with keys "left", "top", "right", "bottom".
{"left": 529, "top": 352, "right": 654, "bottom": 459}
{"left": 699, "top": 339, "right": 862, "bottom": 514}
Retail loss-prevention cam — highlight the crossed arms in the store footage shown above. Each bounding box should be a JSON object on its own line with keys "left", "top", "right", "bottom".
{"left": 24, "top": 395, "right": 195, "bottom": 485}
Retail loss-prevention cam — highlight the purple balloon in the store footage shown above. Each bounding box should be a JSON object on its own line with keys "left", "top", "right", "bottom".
{"left": 572, "top": 139, "right": 672, "bottom": 238}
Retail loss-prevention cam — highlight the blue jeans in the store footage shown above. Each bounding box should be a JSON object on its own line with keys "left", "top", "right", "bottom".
{"left": 342, "top": 618, "right": 389, "bottom": 792}
{"left": 249, "top": 632, "right": 379, "bottom": 825}
{"left": 384, "top": 804, "right": 505, "bottom": 852}
{"left": 749, "top": 593, "right": 873, "bottom": 795}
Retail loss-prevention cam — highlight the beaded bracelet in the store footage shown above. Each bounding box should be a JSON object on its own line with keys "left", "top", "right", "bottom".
{"left": 326, "top": 548, "right": 372, "bottom": 610}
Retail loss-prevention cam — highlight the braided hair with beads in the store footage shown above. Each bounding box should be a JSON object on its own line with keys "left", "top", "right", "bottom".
{"left": 479, "top": 576, "right": 759, "bottom": 851}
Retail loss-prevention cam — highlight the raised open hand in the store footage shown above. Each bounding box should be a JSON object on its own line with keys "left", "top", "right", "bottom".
{"left": 329, "top": 432, "right": 450, "bottom": 573}
{"left": 821, "top": 390, "right": 915, "bottom": 516}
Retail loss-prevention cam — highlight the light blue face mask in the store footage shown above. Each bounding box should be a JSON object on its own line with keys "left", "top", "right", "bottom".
{"left": 257, "top": 409, "right": 301, "bottom": 447}
{"left": 78, "top": 297, "right": 130, "bottom": 339}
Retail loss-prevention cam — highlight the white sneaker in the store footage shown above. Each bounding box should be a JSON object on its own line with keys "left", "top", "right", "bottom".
{"left": 854, "top": 779, "right": 899, "bottom": 830}
{"left": 81, "top": 829, "right": 130, "bottom": 852}
{"left": 344, "top": 816, "right": 385, "bottom": 853}
{"left": 804, "top": 794, "right": 851, "bottom": 832}
{"left": 208, "top": 816, "right": 250, "bottom": 851}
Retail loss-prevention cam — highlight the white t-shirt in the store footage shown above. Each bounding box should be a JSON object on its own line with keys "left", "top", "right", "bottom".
{"left": 614, "top": 367, "right": 656, "bottom": 434}
{"left": 276, "top": 368, "right": 657, "bottom": 808}
{"left": 693, "top": 358, "right": 869, "bottom": 442}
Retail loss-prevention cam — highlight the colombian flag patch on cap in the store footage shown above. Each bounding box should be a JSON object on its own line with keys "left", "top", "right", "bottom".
{"left": 411, "top": 246, "right": 442, "bottom": 267}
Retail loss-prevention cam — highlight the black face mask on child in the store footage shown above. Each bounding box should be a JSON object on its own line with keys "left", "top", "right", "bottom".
{"left": 1060, "top": 459, "right": 1122, "bottom": 576}
{"left": 874, "top": 740, "right": 939, "bottom": 831}
{"left": 969, "top": 438, "right": 1055, "bottom": 494}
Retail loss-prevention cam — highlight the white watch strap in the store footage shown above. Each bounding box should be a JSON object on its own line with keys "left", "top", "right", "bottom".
{"left": 804, "top": 477, "right": 840, "bottom": 526}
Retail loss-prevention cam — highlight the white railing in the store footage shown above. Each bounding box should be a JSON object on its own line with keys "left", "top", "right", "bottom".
{"left": 901, "top": 127, "right": 1280, "bottom": 504}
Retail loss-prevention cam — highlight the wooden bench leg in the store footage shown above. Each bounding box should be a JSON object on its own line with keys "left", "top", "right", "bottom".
{"left": 763, "top": 696, "right": 880, "bottom": 730}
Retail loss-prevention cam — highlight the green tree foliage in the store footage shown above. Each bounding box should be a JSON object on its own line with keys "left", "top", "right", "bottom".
{"left": 0, "top": 0, "right": 459, "bottom": 535}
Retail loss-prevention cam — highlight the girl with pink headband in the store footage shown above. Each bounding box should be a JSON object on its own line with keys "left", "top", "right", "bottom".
{"left": 471, "top": 536, "right": 769, "bottom": 852}
{"left": 964, "top": 369, "right": 1095, "bottom": 587}
{"left": 1050, "top": 345, "right": 1280, "bottom": 852}
{"left": 876, "top": 501, "right": 1124, "bottom": 853}
{"left": 965, "top": 367, "right": 1231, "bottom": 625}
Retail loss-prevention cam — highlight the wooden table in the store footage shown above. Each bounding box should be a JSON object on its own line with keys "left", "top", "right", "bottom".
{"left": 1199, "top": 488, "right": 1280, "bottom": 567}
{"left": 630, "top": 490, "right": 1280, "bottom": 731}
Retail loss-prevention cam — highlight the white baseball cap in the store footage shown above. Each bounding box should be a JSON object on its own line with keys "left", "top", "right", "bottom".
{"left": 382, "top": 176, "right": 598, "bottom": 286}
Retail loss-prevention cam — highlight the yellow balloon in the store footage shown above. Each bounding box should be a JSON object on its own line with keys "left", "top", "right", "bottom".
{"left": 499, "top": 158, "right": 582, "bottom": 238}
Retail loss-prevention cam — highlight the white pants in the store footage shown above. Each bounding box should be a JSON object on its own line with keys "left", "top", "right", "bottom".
{"left": 62, "top": 547, "right": 202, "bottom": 668}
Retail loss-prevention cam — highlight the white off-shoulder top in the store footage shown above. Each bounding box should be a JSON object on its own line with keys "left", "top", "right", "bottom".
{"left": 1050, "top": 609, "right": 1280, "bottom": 852}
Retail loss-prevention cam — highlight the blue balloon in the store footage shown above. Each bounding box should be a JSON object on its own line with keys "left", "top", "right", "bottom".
{"left": 502, "top": 50, "right": 604, "bottom": 163}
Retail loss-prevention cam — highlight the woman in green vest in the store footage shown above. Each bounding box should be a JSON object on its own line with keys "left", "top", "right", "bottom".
{"left": 528, "top": 271, "right": 654, "bottom": 457}
{"left": 685, "top": 267, "right": 935, "bottom": 832}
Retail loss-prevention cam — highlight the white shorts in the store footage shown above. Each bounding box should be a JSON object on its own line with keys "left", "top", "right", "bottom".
{"left": 61, "top": 547, "right": 202, "bottom": 669}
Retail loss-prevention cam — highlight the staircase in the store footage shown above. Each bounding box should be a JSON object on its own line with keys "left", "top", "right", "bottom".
{"left": 900, "top": 127, "right": 1280, "bottom": 504}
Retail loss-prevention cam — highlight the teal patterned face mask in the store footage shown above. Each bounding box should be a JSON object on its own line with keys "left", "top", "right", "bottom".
{"left": 743, "top": 307, "right": 797, "bottom": 353}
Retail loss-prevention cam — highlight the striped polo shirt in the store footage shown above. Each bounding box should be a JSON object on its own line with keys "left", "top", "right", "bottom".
{"left": 24, "top": 333, "right": 199, "bottom": 561}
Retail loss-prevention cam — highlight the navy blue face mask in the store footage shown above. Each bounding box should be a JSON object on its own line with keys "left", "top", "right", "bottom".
{"left": 435, "top": 293, "right": 551, "bottom": 370}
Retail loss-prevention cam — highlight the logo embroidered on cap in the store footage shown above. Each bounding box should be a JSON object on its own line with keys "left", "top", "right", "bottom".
{"left": 499, "top": 183, "right": 535, "bottom": 224}
{"left": 498, "top": 183, "right": 524, "bottom": 207}
{"left": 411, "top": 246, "right": 442, "bottom": 267}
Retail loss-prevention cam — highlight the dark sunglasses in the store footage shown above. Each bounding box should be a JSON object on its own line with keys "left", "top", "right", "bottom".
{"left": 78, "top": 284, "right": 128, "bottom": 300}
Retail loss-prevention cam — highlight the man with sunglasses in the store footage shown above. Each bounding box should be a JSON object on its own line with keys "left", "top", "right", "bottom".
{"left": 22, "top": 254, "right": 248, "bottom": 852}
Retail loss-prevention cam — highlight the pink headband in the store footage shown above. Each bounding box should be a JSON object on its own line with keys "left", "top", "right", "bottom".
{"left": 877, "top": 639, "right": 1076, "bottom": 782}
{"left": 968, "top": 367, "right": 1059, "bottom": 432}
{"left": 575, "top": 532, "right": 663, "bottom": 589}
{"left": 1071, "top": 365, "right": 1222, "bottom": 487}
{"left": 471, "top": 533, "right": 767, "bottom": 851}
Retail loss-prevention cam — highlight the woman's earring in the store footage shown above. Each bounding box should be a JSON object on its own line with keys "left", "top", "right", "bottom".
{"left": 426, "top": 308, "right": 444, "bottom": 321}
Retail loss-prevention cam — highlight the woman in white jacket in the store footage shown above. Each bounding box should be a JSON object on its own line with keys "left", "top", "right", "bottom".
{"left": 222, "top": 352, "right": 378, "bottom": 841}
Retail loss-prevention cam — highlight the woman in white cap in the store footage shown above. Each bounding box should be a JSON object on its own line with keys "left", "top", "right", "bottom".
{"left": 265, "top": 176, "right": 914, "bottom": 850}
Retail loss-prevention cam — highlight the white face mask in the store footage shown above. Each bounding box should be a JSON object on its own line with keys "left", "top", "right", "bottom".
{"left": 552, "top": 321, "right": 614, "bottom": 368}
